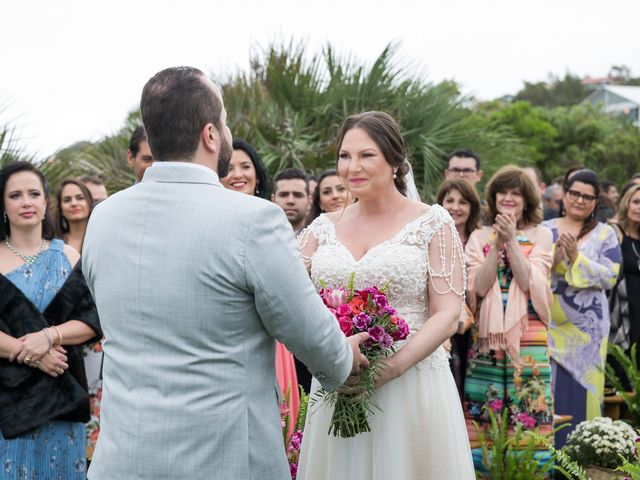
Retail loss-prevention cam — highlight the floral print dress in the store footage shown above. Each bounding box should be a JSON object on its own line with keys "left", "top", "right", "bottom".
{"left": 463, "top": 234, "right": 553, "bottom": 477}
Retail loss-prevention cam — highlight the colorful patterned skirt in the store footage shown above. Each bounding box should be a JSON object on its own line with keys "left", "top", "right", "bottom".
{"left": 463, "top": 314, "right": 554, "bottom": 478}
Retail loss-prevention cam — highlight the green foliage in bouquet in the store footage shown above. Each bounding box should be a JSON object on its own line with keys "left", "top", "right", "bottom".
{"left": 605, "top": 342, "right": 640, "bottom": 425}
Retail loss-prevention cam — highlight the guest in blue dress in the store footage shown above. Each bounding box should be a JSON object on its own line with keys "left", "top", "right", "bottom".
{"left": 0, "top": 162, "right": 101, "bottom": 479}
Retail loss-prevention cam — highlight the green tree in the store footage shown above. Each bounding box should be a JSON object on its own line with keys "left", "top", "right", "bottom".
{"left": 514, "top": 73, "right": 589, "bottom": 108}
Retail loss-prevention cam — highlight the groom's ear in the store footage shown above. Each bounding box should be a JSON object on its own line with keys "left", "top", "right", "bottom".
{"left": 201, "top": 123, "right": 218, "bottom": 154}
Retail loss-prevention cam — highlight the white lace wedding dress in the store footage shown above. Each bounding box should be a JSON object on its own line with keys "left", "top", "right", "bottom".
{"left": 296, "top": 205, "right": 475, "bottom": 480}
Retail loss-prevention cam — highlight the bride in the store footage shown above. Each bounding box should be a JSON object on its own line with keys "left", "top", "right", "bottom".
{"left": 296, "top": 111, "right": 475, "bottom": 479}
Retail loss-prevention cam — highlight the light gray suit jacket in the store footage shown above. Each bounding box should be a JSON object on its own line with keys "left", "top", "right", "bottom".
{"left": 82, "top": 162, "right": 352, "bottom": 480}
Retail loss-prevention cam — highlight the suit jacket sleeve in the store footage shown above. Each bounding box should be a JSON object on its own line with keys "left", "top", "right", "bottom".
{"left": 244, "top": 203, "right": 352, "bottom": 391}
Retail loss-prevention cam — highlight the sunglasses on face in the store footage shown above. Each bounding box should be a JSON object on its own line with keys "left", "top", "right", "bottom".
{"left": 566, "top": 189, "right": 596, "bottom": 203}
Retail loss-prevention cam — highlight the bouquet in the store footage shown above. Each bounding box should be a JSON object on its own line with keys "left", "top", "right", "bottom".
{"left": 564, "top": 416, "right": 637, "bottom": 469}
{"left": 315, "top": 274, "right": 410, "bottom": 438}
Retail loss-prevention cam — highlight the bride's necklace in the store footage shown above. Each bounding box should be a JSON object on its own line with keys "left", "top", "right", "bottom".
{"left": 5, "top": 237, "right": 47, "bottom": 266}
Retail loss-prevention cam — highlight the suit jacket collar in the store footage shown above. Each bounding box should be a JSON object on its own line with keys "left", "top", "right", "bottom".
{"left": 142, "top": 161, "right": 222, "bottom": 186}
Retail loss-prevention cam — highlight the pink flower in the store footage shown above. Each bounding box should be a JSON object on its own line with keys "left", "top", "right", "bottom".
{"left": 338, "top": 316, "right": 353, "bottom": 336}
{"left": 324, "top": 288, "right": 347, "bottom": 308}
{"left": 516, "top": 412, "right": 536, "bottom": 429}
{"left": 488, "top": 399, "right": 503, "bottom": 412}
{"left": 336, "top": 304, "right": 352, "bottom": 317}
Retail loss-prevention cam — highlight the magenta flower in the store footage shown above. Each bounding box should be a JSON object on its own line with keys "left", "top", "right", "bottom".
{"left": 368, "top": 325, "right": 385, "bottom": 343}
{"left": 323, "top": 287, "right": 347, "bottom": 308}
{"left": 488, "top": 399, "right": 503, "bottom": 412}
{"left": 335, "top": 304, "right": 352, "bottom": 317}
{"left": 374, "top": 294, "right": 389, "bottom": 313}
{"left": 391, "top": 319, "right": 410, "bottom": 341}
{"left": 516, "top": 412, "right": 536, "bottom": 429}
{"left": 290, "top": 462, "right": 298, "bottom": 477}
{"left": 338, "top": 316, "right": 353, "bottom": 336}
{"left": 353, "top": 313, "right": 372, "bottom": 330}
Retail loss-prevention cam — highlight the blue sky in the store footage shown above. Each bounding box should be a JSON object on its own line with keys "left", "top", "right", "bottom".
{"left": 2, "top": 0, "right": 639, "bottom": 158}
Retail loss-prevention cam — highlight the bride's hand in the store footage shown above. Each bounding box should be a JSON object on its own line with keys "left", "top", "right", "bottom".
{"left": 374, "top": 357, "right": 401, "bottom": 390}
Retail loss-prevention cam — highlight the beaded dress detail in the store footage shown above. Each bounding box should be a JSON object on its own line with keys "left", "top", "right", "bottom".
{"left": 296, "top": 204, "right": 475, "bottom": 480}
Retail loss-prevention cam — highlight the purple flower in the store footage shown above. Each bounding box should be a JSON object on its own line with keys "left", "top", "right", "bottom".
{"left": 368, "top": 325, "right": 385, "bottom": 343}
{"left": 290, "top": 431, "right": 303, "bottom": 449}
{"left": 290, "top": 462, "right": 298, "bottom": 477}
{"left": 379, "top": 333, "right": 393, "bottom": 349}
{"left": 381, "top": 305, "right": 397, "bottom": 316}
{"left": 391, "top": 319, "right": 410, "bottom": 341}
{"left": 374, "top": 294, "right": 389, "bottom": 313}
{"left": 353, "top": 313, "right": 372, "bottom": 330}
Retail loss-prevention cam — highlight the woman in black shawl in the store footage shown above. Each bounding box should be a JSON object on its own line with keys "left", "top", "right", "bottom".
{"left": 0, "top": 162, "right": 101, "bottom": 478}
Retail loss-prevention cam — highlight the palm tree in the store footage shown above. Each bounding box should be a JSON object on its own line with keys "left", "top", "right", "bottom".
{"left": 46, "top": 40, "right": 527, "bottom": 198}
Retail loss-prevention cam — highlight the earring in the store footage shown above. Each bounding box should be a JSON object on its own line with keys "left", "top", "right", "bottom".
{"left": 61, "top": 217, "right": 69, "bottom": 231}
{"left": 393, "top": 171, "right": 397, "bottom": 179}
{"left": 2, "top": 211, "right": 6, "bottom": 223}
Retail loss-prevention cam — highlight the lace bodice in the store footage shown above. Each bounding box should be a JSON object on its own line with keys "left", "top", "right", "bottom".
{"left": 299, "top": 204, "right": 465, "bottom": 372}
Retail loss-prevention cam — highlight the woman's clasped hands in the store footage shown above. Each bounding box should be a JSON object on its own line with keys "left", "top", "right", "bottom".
{"left": 9, "top": 330, "right": 69, "bottom": 377}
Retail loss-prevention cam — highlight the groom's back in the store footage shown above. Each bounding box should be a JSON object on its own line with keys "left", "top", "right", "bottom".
{"left": 82, "top": 165, "right": 289, "bottom": 479}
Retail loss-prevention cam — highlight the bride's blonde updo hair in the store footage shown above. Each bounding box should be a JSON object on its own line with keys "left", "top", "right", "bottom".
{"left": 335, "top": 111, "right": 410, "bottom": 196}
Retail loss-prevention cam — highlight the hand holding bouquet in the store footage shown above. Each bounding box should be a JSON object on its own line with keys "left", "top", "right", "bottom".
{"left": 315, "top": 275, "right": 410, "bottom": 437}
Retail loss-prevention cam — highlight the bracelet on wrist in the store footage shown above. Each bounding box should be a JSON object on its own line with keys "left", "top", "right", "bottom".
{"left": 52, "top": 325, "right": 63, "bottom": 346}
{"left": 42, "top": 328, "right": 53, "bottom": 350}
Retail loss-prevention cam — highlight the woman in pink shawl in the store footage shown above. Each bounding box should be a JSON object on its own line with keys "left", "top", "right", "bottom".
{"left": 463, "top": 166, "right": 554, "bottom": 476}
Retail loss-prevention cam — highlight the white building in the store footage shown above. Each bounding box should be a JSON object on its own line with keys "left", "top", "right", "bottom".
{"left": 583, "top": 85, "right": 640, "bottom": 128}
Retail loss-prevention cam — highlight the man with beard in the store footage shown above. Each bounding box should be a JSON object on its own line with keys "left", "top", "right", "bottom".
{"left": 82, "top": 67, "right": 368, "bottom": 480}
{"left": 272, "top": 168, "right": 311, "bottom": 235}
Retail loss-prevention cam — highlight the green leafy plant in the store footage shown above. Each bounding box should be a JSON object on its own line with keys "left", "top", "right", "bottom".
{"left": 526, "top": 431, "right": 590, "bottom": 480}
{"left": 474, "top": 406, "right": 554, "bottom": 479}
{"left": 605, "top": 342, "right": 640, "bottom": 424}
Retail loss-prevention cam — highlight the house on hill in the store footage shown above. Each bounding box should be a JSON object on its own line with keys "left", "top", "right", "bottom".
{"left": 583, "top": 85, "right": 640, "bottom": 128}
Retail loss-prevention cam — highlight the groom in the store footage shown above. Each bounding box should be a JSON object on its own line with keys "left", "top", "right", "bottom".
{"left": 82, "top": 67, "right": 369, "bottom": 480}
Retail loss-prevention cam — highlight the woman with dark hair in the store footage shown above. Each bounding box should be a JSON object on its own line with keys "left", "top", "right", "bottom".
{"left": 0, "top": 162, "right": 101, "bottom": 478}
{"left": 55, "top": 178, "right": 94, "bottom": 254}
{"left": 464, "top": 166, "right": 554, "bottom": 475}
{"left": 542, "top": 169, "right": 621, "bottom": 447}
{"left": 55, "top": 178, "right": 103, "bottom": 459}
{"left": 297, "top": 111, "right": 473, "bottom": 478}
{"left": 220, "top": 139, "right": 270, "bottom": 199}
{"left": 308, "top": 168, "right": 354, "bottom": 222}
{"left": 436, "top": 179, "right": 481, "bottom": 397}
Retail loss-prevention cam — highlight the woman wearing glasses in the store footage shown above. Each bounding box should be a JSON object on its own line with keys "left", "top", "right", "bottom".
{"left": 542, "top": 169, "right": 621, "bottom": 447}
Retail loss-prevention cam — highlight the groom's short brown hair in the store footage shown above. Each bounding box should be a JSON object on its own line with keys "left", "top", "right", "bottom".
{"left": 140, "top": 66, "right": 223, "bottom": 162}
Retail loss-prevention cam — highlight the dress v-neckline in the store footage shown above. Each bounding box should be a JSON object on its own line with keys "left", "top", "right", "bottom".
{"left": 324, "top": 208, "right": 434, "bottom": 263}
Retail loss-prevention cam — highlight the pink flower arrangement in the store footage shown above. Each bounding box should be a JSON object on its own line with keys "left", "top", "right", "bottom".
{"left": 316, "top": 279, "right": 410, "bottom": 438}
